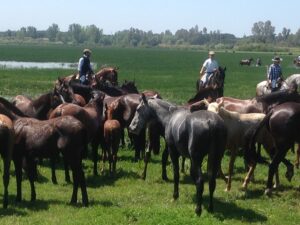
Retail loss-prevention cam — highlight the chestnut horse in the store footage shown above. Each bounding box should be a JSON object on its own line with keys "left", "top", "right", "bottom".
{"left": 102, "top": 104, "right": 121, "bottom": 175}
{"left": 0, "top": 114, "right": 14, "bottom": 208}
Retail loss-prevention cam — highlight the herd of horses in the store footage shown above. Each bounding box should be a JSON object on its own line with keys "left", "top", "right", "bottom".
{"left": 1, "top": 64, "right": 300, "bottom": 216}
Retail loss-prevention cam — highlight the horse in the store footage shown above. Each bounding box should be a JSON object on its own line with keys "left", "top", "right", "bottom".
{"left": 102, "top": 104, "right": 122, "bottom": 176}
{"left": 11, "top": 89, "right": 66, "bottom": 120}
{"left": 129, "top": 95, "right": 227, "bottom": 215}
{"left": 196, "top": 66, "right": 226, "bottom": 97}
{"left": 256, "top": 74, "right": 300, "bottom": 97}
{"left": 92, "top": 66, "right": 118, "bottom": 86}
{"left": 244, "top": 102, "right": 300, "bottom": 196}
{"left": 216, "top": 96, "right": 263, "bottom": 113}
{"left": 240, "top": 58, "right": 253, "bottom": 66}
{"left": 187, "top": 86, "right": 221, "bottom": 105}
{"left": 0, "top": 97, "right": 89, "bottom": 206}
{"left": 0, "top": 114, "right": 14, "bottom": 208}
{"left": 49, "top": 90, "right": 105, "bottom": 178}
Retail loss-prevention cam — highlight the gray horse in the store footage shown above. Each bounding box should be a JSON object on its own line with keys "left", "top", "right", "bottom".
{"left": 256, "top": 74, "right": 300, "bottom": 96}
{"left": 129, "top": 94, "right": 227, "bottom": 216}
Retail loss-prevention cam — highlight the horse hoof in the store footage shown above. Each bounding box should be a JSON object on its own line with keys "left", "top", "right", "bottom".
{"left": 264, "top": 188, "right": 272, "bottom": 196}
{"left": 224, "top": 186, "right": 231, "bottom": 192}
{"left": 195, "top": 206, "right": 202, "bottom": 216}
{"left": 285, "top": 168, "right": 294, "bottom": 182}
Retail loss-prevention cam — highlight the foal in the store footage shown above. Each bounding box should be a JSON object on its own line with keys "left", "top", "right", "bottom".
{"left": 103, "top": 104, "right": 121, "bottom": 175}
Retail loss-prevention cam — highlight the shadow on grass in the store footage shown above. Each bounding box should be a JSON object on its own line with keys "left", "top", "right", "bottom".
{"left": 0, "top": 206, "right": 27, "bottom": 216}
{"left": 202, "top": 196, "right": 268, "bottom": 222}
{"left": 86, "top": 168, "right": 140, "bottom": 188}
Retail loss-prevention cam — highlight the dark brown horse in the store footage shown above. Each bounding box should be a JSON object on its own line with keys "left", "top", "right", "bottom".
{"left": 240, "top": 58, "right": 253, "bottom": 66}
{"left": 12, "top": 90, "right": 65, "bottom": 120}
{"left": 49, "top": 90, "right": 105, "bottom": 177}
{"left": 0, "top": 97, "right": 89, "bottom": 206}
{"left": 245, "top": 102, "right": 300, "bottom": 196}
{"left": 0, "top": 114, "right": 14, "bottom": 208}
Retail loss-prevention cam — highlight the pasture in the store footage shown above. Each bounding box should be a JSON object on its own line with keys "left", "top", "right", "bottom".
{"left": 0, "top": 44, "right": 300, "bottom": 225}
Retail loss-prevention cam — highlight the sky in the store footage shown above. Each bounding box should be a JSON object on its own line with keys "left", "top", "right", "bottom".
{"left": 1, "top": 0, "right": 300, "bottom": 38}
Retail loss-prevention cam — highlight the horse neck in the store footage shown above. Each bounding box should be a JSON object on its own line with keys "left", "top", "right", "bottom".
{"left": 0, "top": 97, "right": 25, "bottom": 120}
{"left": 148, "top": 99, "right": 175, "bottom": 128}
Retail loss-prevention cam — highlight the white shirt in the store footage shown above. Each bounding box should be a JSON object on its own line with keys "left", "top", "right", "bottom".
{"left": 202, "top": 58, "right": 218, "bottom": 73}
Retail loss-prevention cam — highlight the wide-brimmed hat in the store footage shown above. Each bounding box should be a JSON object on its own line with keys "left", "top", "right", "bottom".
{"left": 272, "top": 56, "right": 282, "bottom": 62}
{"left": 83, "top": 49, "right": 92, "bottom": 54}
{"left": 208, "top": 51, "right": 215, "bottom": 55}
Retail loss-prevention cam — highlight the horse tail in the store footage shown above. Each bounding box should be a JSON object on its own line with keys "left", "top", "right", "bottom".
{"left": 244, "top": 111, "right": 272, "bottom": 166}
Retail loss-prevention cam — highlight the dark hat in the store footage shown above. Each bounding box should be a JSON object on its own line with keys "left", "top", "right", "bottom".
{"left": 272, "top": 56, "right": 282, "bottom": 62}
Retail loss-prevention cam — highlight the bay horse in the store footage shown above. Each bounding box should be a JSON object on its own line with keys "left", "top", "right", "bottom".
{"left": 196, "top": 66, "right": 226, "bottom": 97}
{"left": 102, "top": 104, "right": 122, "bottom": 175}
{"left": 12, "top": 89, "right": 65, "bottom": 120}
{"left": 129, "top": 95, "right": 227, "bottom": 215}
{"left": 245, "top": 102, "right": 300, "bottom": 196}
{"left": 240, "top": 58, "right": 253, "bottom": 66}
{"left": 49, "top": 90, "right": 105, "bottom": 178}
{"left": 92, "top": 66, "right": 118, "bottom": 86}
{"left": 0, "top": 97, "right": 89, "bottom": 206}
{"left": 0, "top": 114, "right": 14, "bottom": 208}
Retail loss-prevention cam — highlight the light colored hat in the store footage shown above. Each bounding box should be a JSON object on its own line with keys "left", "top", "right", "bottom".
{"left": 208, "top": 51, "right": 215, "bottom": 55}
{"left": 83, "top": 49, "right": 92, "bottom": 54}
{"left": 272, "top": 56, "right": 282, "bottom": 62}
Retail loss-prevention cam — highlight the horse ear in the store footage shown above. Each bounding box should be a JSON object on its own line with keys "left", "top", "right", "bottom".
{"left": 141, "top": 93, "right": 148, "bottom": 104}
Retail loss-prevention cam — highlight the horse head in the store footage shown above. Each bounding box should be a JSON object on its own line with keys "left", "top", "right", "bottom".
{"left": 121, "top": 80, "right": 139, "bottom": 94}
{"left": 93, "top": 66, "right": 118, "bottom": 87}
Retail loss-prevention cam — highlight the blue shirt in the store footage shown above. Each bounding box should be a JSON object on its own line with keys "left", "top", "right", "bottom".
{"left": 268, "top": 64, "right": 282, "bottom": 81}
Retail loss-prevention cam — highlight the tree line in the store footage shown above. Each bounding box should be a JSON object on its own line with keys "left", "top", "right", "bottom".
{"left": 1, "top": 21, "right": 300, "bottom": 51}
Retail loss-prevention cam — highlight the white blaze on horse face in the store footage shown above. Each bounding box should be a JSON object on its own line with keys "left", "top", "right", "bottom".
{"left": 129, "top": 103, "right": 146, "bottom": 134}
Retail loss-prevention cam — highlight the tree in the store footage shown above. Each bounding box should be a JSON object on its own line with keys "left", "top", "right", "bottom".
{"left": 26, "top": 26, "right": 37, "bottom": 38}
{"left": 47, "top": 23, "right": 60, "bottom": 41}
{"left": 68, "top": 23, "right": 85, "bottom": 43}
{"left": 85, "top": 25, "right": 102, "bottom": 43}
{"left": 251, "top": 20, "right": 275, "bottom": 43}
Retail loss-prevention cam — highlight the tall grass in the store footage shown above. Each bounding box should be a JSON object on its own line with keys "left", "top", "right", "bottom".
{"left": 0, "top": 45, "right": 299, "bottom": 225}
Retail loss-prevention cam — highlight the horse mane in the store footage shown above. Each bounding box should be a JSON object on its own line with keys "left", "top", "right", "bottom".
{"left": 0, "top": 97, "right": 27, "bottom": 119}
{"left": 187, "top": 86, "right": 216, "bottom": 104}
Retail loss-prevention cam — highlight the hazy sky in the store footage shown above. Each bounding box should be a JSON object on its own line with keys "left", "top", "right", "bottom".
{"left": 2, "top": 0, "right": 299, "bottom": 37}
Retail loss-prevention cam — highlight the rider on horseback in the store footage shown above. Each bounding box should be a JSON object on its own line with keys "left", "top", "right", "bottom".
{"left": 78, "top": 49, "right": 94, "bottom": 85}
{"left": 199, "top": 51, "right": 219, "bottom": 88}
{"left": 268, "top": 56, "right": 283, "bottom": 92}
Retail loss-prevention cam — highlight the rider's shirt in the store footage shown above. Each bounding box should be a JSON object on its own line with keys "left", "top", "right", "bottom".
{"left": 78, "top": 55, "right": 93, "bottom": 76}
{"left": 268, "top": 64, "right": 282, "bottom": 81}
{"left": 202, "top": 58, "right": 218, "bottom": 73}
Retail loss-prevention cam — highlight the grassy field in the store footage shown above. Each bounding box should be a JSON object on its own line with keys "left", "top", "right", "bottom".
{"left": 0, "top": 44, "right": 300, "bottom": 225}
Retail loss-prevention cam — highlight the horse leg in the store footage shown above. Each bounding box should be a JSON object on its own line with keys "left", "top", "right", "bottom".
{"left": 63, "top": 156, "right": 71, "bottom": 183}
{"left": 78, "top": 162, "right": 88, "bottom": 207}
{"left": 13, "top": 157, "right": 22, "bottom": 202}
{"left": 26, "top": 157, "right": 37, "bottom": 202}
{"left": 142, "top": 150, "right": 151, "bottom": 180}
{"left": 242, "top": 163, "right": 256, "bottom": 190}
{"left": 181, "top": 157, "right": 186, "bottom": 174}
{"left": 226, "top": 149, "right": 237, "bottom": 191}
{"left": 70, "top": 164, "right": 79, "bottom": 205}
{"left": 91, "top": 137, "right": 99, "bottom": 176}
{"left": 281, "top": 158, "right": 294, "bottom": 182}
{"left": 169, "top": 146, "right": 180, "bottom": 200}
{"left": 50, "top": 157, "right": 58, "bottom": 185}
{"left": 265, "top": 146, "right": 289, "bottom": 196}
{"left": 190, "top": 156, "right": 204, "bottom": 215}
{"left": 161, "top": 145, "right": 169, "bottom": 181}
{"left": 2, "top": 154, "right": 11, "bottom": 208}
{"left": 295, "top": 144, "right": 300, "bottom": 169}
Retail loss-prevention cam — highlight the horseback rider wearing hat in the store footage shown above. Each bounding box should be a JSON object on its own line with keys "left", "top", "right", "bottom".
{"left": 78, "top": 49, "right": 94, "bottom": 85}
{"left": 268, "top": 56, "right": 283, "bottom": 92}
{"left": 198, "top": 51, "right": 219, "bottom": 89}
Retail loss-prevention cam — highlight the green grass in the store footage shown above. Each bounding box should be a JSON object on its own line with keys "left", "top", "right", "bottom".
{"left": 0, "top": 45, "right": 300, "bottom": 224}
